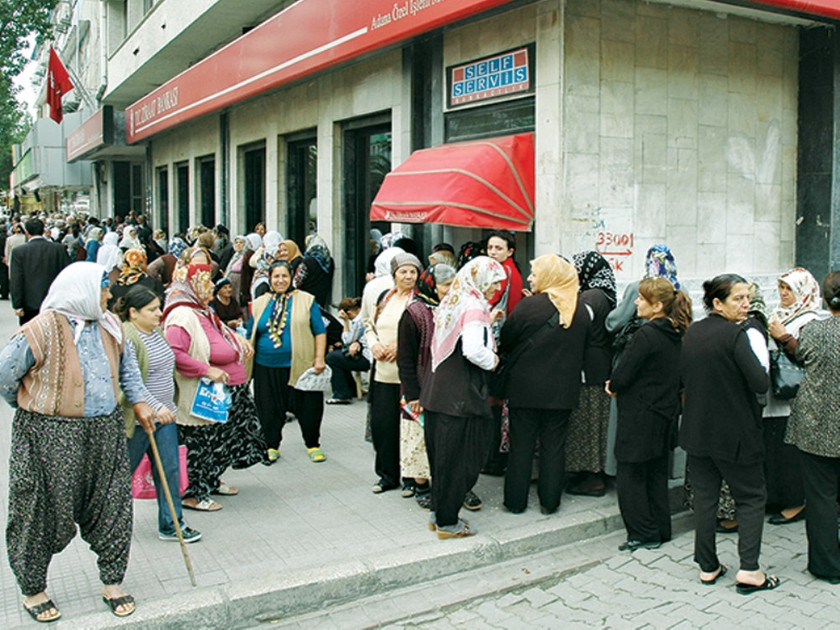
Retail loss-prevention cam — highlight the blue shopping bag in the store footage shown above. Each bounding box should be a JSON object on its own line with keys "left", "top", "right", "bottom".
{"left": 190, "top": 378, "right": 232, "bottom": 423}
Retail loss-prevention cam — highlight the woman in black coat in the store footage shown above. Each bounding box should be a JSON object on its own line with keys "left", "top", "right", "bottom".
{"left": 501, "top": 254, "right": 588, "bottom": 515}
{"left": 607, "top": 278, "right": 692, "bottom": 551}
{"left": 680, "top": 274, "right": 778, "bottom": 594}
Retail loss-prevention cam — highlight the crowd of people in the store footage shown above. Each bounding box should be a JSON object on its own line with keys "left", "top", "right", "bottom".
{"left": 0, "top": 209, "right": 839, "bottom": 621}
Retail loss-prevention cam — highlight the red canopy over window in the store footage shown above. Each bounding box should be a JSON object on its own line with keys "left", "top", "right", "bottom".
{"left": 370, "top": 132, "right": 534, "bottom": 232}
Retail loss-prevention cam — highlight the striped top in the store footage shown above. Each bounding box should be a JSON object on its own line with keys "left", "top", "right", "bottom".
{"left": 126, "top": 329, "right": 177, "bottom": 413}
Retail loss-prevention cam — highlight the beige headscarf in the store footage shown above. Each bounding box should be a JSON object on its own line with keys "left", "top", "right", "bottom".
{"left": 531, "top": 254, "right": 579, "bottom": 328}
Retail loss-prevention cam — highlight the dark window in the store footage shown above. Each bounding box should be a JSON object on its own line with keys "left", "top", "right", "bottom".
{"left": 156, "top": 166, "right": 168, "bottom": 233}
{"left": 243, "top": 144, "right": 265, "bottom": 233}
{"left": 445, "top": 97, "right": 535, "bottom": 143}
{"left": 286, "top": 134, "right": 317, "bottom": 249}
{"left": 113, "top": 161, "right": 131, "bottom": 218}
{"left": 343, "top": 118, "right": 391, "bottom": 296}
{"left": 131, "top": 164, "right": 144, "bottom": 214}
{"left": 198, "top": 155, "right": 215, "bottom": 228}
{"left": 175, "top": 161, "right": 189, "bottom": 232}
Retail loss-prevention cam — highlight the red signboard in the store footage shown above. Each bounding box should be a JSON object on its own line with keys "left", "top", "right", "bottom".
{"left": 125, "top": 0, "right": 511, "bottom": 143}
{"left": 66, "top": 106, "right": 113, "bottom": 162}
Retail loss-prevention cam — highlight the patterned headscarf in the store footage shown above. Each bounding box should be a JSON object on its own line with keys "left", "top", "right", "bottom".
{"left": 770, "top": 267, "right": 822, "bottom": 325}
{"left": 431, "top": 256, "right": 505, "bottom": 372}
{"left": 304, "top": 233, "right": 332, "bottom": 273}
{"left": 414, "top": 264, "right": 456, "bottom": 308}
{"left": 644, "top": 244, "right": 679, "bottom": 289}
{"left": 169, "top": 237, "right": 189, "bottom": 259}
{"left": 428, "top": 247, "right": 457, "bottom": 268}
{"left": 531, "top": 254, "right": 579, "bottom": 328}
{"left": 573, "top": 250, "right": 617, "bottom": 307}
{"left": 457, "top": 241, "right": 486, "bottom": 269}
{"left": 747, "top": 281, "right": 769, "bottom": 329}
{"left": 118, "top": 248, "right": 148, "bottom": 286}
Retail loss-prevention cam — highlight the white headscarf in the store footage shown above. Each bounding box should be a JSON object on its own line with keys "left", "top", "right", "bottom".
{"left": 262, "top": 230, "right": 283, "bottom": 255}
{"left": 97, "top": 232, "right": 123, "bottom": 272}
{"left": 119, "top": 226, "right": 142, "bottom": 250}
{"left": 245, "top": 233, "right": 262, "bottom": 251}
{"left": 40, "top": 262, "right": 124, "bottom": 345}
{"left": 374, "top": 247, "right": 405, "bottom": 278}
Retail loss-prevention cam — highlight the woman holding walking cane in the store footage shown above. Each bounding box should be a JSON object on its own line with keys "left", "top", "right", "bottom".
{"left": 116, "top": 285, "right": 202, "bottom": 544}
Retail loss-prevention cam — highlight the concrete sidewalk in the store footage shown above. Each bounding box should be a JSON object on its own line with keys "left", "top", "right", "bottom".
{"left": 0, "top": 384, "right": 633, "bottom": 629}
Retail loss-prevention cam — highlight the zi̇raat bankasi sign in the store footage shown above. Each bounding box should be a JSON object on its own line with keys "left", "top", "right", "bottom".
{"left": 447, "top": 44, "right": 534, "bottom": 110}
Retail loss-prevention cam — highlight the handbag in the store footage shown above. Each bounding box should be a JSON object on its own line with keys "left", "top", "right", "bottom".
{"left": 190, "top": 378, "right": 232, "bottom": 422}
{"left": 131, "top": 445, "right": 189, "bottom": 499}
{"left": 769, "top": 348, "right": 804, "bottom": 400}
{"left": 489, "top": 311, "right": 559, "bottom": 399}
{"left": 294, "top": 366, "right": 333, "bottom": 392}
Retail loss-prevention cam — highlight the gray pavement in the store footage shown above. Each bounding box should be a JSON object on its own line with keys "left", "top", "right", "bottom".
{"left": 0, "top": 300, "right": 834, "bottom": 629}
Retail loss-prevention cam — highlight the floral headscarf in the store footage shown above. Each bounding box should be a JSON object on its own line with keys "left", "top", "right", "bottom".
{"left": 573, "top": 250, "right": 617, "bottom": 307}
{"left": 430, "top": 256, "right": 505, "bottom": 372}
{"left": 415, "top": 264, "right": 456, "bottom": 308}
{"left": 531, "top": 254, "right": 579, "bottom": 328}
{"left": 770, "top": 267, "right": 822, "bottom": 325}
{"left": 644, "top": 244, "right": 679, "bottom": 289}
{"left": 747, "top": 281, "right": 769, "bottom": 329}
{"left": 304, "top": 233, "right": 332, "bottom": 273}
{"left": 119, "top": 248, "right": 148, "bottom": 286}
{"left": 168, "top": 237, "right": 188, "bottom": 259}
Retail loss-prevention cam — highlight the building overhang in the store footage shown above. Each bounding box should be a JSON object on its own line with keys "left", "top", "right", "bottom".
{"left": 66, "top": 106, "right": 145, "bottom": 163}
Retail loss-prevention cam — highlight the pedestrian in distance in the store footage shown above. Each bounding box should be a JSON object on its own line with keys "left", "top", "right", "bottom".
{"left": 10, "top": 217, "right": 69, "bottom": 325}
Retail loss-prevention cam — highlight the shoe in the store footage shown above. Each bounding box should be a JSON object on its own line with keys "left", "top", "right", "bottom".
{"left": 566, "top": 481, "right": 606, "bottom": 497}
{"left": 182, "top": 498, "right": 222, "bottom": 511}
{"left": 436, "top": 519, "right": 476, "bottom": 539}
{"left": 372, "top": 479, "right": 398, "bottom": 494}
{"left": 267, "top": 448, "right": 280, "bottom": 462}
{"left": 307, "top": 447, "right": 326, "bottom": 463}
{"left": 618, "top": 539, "right": 661, "bottom": 552}
{"left": 463, "top": 490, "right": 483, "bottom": 511}
{"left": 416, "top": 493, "right": 432, "bottom": 510}
{"left": 540, "top": 505, "right": 558, "bottom": 515}
{"left": 211, "top": 482, "right": 239, "bottom": 495}
{"left": 716, "top": 520, "right": 738, "bottom": 534}
{"left": 401, "top": 482, "right": 416, "bottom": 498}
{"left": 23, "top": 598, "right": 61, "bottom": 623}
{"left": 736, "top": 575, "right": 781, "bottom": 595}
{"left": 158, "top": 526, "right": 202, "bottom": 543}
{"left": 326, "top": 398, "right": 352, "bottom": 405}
{"left": 102, "top": 593, "right": 135, "bottom": 617}
{"left": 768, "top": 509, "right": 805, "bottom": 525}
{"left": 701, "top": 564, "right": 728, "bottom": 585}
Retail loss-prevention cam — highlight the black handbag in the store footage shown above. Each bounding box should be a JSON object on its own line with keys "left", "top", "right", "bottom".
{"left": 489, "top": 311, "right": 559, "bottom": 399}
{"left": 769, "top": 348, "right": 804, "bottom": 400}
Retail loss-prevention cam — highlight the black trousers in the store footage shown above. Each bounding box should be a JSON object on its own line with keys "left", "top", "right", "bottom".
{"left": 504, "top": 407, "right": 571, "bottom": 513}
{"left": 799, "top": 450, "right": 840, "bottom": 581}
{"left": 616, "top": 455, "right": 671, "bottom": 543}
{"left": 325, "top": 349, "right": 370, "bottom": 400}
{"left": 689, "top": 454, "right": 766, "bottom": 572}
{"left": 252, "top": 363, "right": 324, "bottom": 449}
{"left": 425, "top": 411, "right": 491, "bottom": 527}
{"left": 483, "top": 402, "right": 508, "bottom": 471}
{"left": 369, "top": 380, "right": 402, "bottom": 485}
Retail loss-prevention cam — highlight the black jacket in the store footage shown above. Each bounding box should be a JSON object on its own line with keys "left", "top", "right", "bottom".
{"left": 610, "top": 317, "right": 682, "bottom": 463}
{"left": 580, "top": 288, "right": 613, "bottom": 384}
{"left": 500, "top": 293, "right": 589, "bottom": 410}
{"left": 679, "top": 313, "right": 768, "bottom": 464}
{"left": 420, "top": 337, "right": 493, "bottom": 419}
{"left": 10, "top": 237, "right": 69, "bottom": 313}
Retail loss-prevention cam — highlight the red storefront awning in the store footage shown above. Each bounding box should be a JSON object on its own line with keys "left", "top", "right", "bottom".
{"left": 743, "top": 0, "right": 840, "bottom": 20}
{"left": 370, "top": 132, "right": 534, "bottom": 232}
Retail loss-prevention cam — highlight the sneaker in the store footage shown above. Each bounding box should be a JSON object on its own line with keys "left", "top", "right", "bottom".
{"left": 159, "top": 526, "right": 202, "bottom": 543}
{"left": 463, "top": 490, "right": 483, "bottom": 511}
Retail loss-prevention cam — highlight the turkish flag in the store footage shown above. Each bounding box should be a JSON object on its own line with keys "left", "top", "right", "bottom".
{"left": 47, "top": 46, "right": 73, "bottom": 123}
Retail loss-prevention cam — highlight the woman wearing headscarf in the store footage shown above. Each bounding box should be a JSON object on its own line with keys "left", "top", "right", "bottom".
{"left": 278, "top": 239, "right": 304, "bottom": 275}
{"left": 501, "top": 255, "right": 589, "bottom": 515}
{"left": 247, "top": 260, "right": 328, "bottom": 463}
{"left": 427, "top": 243, "right": 458, "bottom": 269}
{"left": 85, "top": 226, "right": 104, "bottom": 262}
{"left": 293, "top": 233, "right": 335, "bottom": 307}
{"left": 326, "top": 297, "right": 370, "bottom": 405}
{"left": 250, "top": 230, "right": 283, "bottom": 300}
{"left": 163, "top": 250, "right": 266, "bottom": 512}
{"left": 565, "top": 250, "right": 617, "bottom": 497}
{"left": 0, "top": 262, "right": 157, "bottom": 621}
{"left": 97, "top": 231, "right": 123, "bottom": 285}
{"left": 108, "top": 248, "right": 165, "bottom": 309}
{"left": 397, "top": 263, "right": 457, "bottom": 506}
{"left": 607, "top": 278, "right": 692, "bottom": 551}
{"left": 786, "top": 271, "right": 840, "bottom": 584}
{"left": 211, "top": 277, "right": 244, "bottom": 331}
{"left": 680, "top": 274, "right": 777, "bottom": 593}
{"left": 604, "top": 245, "right": 679, "bottom": 478}
{"left": 238, "top": 233, "right": 262, "bottom": 310}
{"left": 147, "top": 236, "right": 188, "bottom": 289}
{"left": 366, "top": 252, "right": 424, "bottom": 493}
{"left": 764, "top": 268, "right": 823, "bottom": 525}
{"left": 421, "top": 256, "right": 505, "bottom": 538}
{"left": 223, "top": 235, "right": 247, "bottom": 294}
{"left": 119, "top": 226, "right": 142, "bottom": 252}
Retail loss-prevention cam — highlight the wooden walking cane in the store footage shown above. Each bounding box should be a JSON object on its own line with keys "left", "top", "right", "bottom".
{"left": 145, "top": 425, "right": 197, "bottom": 587}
